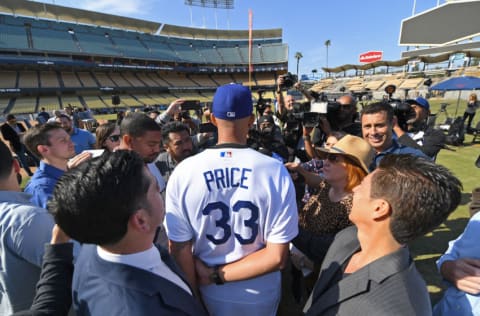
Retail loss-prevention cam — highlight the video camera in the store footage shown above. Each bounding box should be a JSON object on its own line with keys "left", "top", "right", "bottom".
{"left": 247, "top": 118, "right": 288, "bottom": 162}
{"left": 255, "top": 90, "right": 273, "bottom": 116}
{"left": 279, "top": 72, "right": 298, "bottom": 89}
{"left": 383, "top": 85, "right": 415, "bottom": 131}
{"left": 285, "top": 91, "right": 341, "bottom": 130}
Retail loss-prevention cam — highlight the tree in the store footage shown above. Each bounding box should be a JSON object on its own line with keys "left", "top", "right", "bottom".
{"left": 312, "top": 68, "right": 318, "bottom": 79}
{"left": 294, "top": 51, "right": 303, "bottom": 78}
{"left": 325, "top": 40, "right": 331, "bottom": 69}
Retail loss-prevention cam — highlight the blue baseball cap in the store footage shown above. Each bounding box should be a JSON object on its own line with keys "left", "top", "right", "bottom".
{"left": 407, "top": 97, "right": 430, "bottom": 111}
{"left": 212, "top": 84, "right": 253, "bottom": 120}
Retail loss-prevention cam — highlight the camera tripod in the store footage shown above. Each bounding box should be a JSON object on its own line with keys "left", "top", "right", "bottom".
{"left": 431, "top": 103, "right": 453, "bottom": 130}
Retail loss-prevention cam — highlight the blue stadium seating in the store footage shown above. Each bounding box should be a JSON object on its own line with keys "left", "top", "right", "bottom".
{"left": 0, "top": 11, "right": 286, "bottom": 115}
{"left": 75, "top": 32, "right": 121, "bottom": 56}
{"left": 0, "top": 24, "right": 28, "bottom": 50}
{"left": 111, "top": 36, "right": 151, "bottom": 59}
{"left": 0, "top": 13, "right": 287, "bottom": 66}
{"left": 31, "top": 28, "right": 79, "bottom": 53}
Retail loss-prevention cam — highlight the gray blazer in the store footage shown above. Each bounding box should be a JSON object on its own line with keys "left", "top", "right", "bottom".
{"left": 303, "top": 226, "right": 432, "bottom": 316}
{"left": 73, "top": 244, "right": 208, "bottom": 316}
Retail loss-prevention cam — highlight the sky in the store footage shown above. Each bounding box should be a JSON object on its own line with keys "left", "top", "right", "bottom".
{"left": 31, "top": 0, "right": 450, "bottom": 76}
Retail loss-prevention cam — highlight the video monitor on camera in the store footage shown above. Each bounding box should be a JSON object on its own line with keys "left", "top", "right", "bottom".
{"left": 198, "top": 122, "right": 217, "bottom": 133}
{"left": 310, "top": 101, "right": 329, "bottom": 114}
{"left": 181, "top": 100, "right": 201, "bottom": 111}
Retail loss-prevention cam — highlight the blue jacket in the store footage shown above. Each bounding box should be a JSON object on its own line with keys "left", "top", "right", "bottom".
{"left": 70, "top": 128, "right": 95, "bottom": 154}
{"left": 24, "top": 161, "right": 64, "bottom": 209}
{"left": 370, "top": 139, "right": 429, "bottom": 171}
{"left": 433, "top": 212, "right": 480, "bottom": 316}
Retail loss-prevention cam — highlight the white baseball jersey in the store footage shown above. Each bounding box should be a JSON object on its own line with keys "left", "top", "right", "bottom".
{"left": 165, "top": 144, "right": 298, "bottom": 316}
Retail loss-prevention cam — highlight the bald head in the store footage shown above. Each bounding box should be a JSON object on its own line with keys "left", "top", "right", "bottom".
{"left": 338, "top": 95, "right": 356, "bottom": 109}
{"left": 334, "top": 95, "right": 357, "bottom": 124}
{"left": 285, "top": 95, "right": 295, "bottom": 111}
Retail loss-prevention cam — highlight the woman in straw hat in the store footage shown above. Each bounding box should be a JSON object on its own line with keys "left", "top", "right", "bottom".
{"left": 287, "top": 134, "right": 374, "bottom": 238}
{"left": 298, "top": 131, "right": 347, "bottom": 207}
{"left": 285, "top": 135, "right": 375, "bottom": 300}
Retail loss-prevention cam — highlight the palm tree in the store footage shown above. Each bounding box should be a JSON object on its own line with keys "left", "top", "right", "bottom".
{"left": 294, "top": 51, "right": 303, "bottom": 78}
{"left": 325, "top": 40, "right": 331, "bottom": 69}
{"left": 312, "top": 68, "right": 318, "bottom": 80}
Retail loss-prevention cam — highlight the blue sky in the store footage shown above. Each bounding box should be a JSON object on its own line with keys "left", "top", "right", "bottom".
{"left": 32, "top": 0, "right": 448, "bottom": 76}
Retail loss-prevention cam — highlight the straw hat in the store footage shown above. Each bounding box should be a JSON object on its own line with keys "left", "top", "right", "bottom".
{"left": 315, "top": 135, "right": 375, "bottom": 173}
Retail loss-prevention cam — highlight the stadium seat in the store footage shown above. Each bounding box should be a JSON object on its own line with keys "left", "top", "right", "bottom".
{"left": 0, "top": 71, "right": 18, "bottom": 89}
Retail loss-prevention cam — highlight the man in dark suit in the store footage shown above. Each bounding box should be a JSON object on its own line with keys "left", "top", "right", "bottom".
{"left": 1, "top": 114, "right": 38, "bottom": 176}
{"left": 297, "top": 154, "right": 462, "bottom": 316}
{"left": 49, "top": 150, "right": 207, "bottom": 316}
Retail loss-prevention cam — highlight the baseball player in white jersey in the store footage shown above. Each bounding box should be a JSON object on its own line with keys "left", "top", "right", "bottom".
{"left": 165, "top": 83, "right": 298, "bottom": 316}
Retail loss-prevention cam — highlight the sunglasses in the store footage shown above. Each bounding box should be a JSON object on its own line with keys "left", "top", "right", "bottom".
{"left": 108, "top": 134, "right": 121, "bottom": 142}
{"left": 324, "top": 153, "right": 343, "bottom": 163}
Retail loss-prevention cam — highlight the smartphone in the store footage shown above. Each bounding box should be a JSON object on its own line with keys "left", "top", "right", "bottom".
{"left": 181, "top": 100, "right": 201, "bottom": 111}
{"left": 83, "top": 149, "right": 105, "bottom": 158}
{"left": 198, "top": 122, "right": 217, "bottom": 133}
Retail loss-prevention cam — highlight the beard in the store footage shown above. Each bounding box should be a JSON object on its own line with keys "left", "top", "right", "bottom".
{"left": 143, "top": 155, "right": 157, "bottom": 164}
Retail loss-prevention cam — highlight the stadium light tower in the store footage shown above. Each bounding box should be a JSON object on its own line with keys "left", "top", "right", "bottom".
{"left": 185, "top": 0, "right": 234, "bottom": 29}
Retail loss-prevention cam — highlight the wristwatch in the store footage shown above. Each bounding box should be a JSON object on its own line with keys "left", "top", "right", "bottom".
{"left": 209, "top": 266, "right": 224, "bottom": 285}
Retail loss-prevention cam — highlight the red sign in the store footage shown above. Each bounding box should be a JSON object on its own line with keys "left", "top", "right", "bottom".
{"left": 359, "top": 51, "right": 383, "bottom": 63}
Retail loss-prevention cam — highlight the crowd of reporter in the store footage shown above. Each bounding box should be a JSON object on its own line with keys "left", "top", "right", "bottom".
{"left": 0, "top": 78, "right": 474, "bottom": 315}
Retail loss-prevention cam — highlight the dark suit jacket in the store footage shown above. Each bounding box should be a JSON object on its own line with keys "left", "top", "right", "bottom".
{"left": 397, "top": 124, "right": 446, "bottom": 159}
{"left": 73, "top": 244, "right": 208, "bottom": 316}
{"left": 13, "top": 243, "right": 74, "bottom": 316}
{"left": 304, "top": 226, "right": 432, "bottom": 316}
{"left": 1, "top": 122, "right": 26, "bottom": 152}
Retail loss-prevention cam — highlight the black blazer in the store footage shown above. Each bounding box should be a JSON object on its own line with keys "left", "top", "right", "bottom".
{"left": 1, "top": 122, "right": 26, "bottom": 152}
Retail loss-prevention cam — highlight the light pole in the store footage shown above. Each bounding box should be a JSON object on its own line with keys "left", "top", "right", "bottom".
{"left": 294, "top": 51, "right": 303, "bottom": 78}
{"left": 325, "top": 40, "right": 331, "bottom": 69}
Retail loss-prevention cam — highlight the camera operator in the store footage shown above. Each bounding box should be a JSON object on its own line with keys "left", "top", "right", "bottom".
{"left": 174, "top": 111, "right": 200, "bottom": 135}
{"left": 275, "top": 74, "right": 312, "bottom": 162}
{"left": 275, "top": 75, "right": 313, "bottom": 122}
{"left": 248, "top": 115, "right": 289, "bottom": 162}
{"left": 333, "top": 95, "right": 362, "bottom": 136}
{"left": 255, "top": 90, "right": 281, "bottom": 127}
{"left": 392, "top": 97, "right": 446, "bottom": 160}
{"left": 312, "top": 95, "right": 361, "bottom": 137}
{"left": 304, "top": 94, "right": 361, "bottom": 161}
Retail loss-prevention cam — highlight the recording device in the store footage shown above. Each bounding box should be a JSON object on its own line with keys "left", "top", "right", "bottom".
{"left": 383, "top": 85, "right": 415, "bottom": 131}
{"left": 83, "top": 149, "right": 105, "bottom": 158}
{"left": 198, "top": 122, "right": 217, "bottom": 133}
{"left": 389, "top": 100, "right": 415, "bottom": 131}
{"left": 180, "top": 111, "right": 191, "bottom": 119}
{"left": 279, "top": 72, "right": 298, "bottom": 89}
{"left": 255, "top": 90, "right": 272, "bottom": 116}
{"left": 180, "top": 100, "right": 201, "bottom": 111}
{"left": 247, "top": 123, "right": 288, "bottom": 162}
{"left": 203, "top": 101, "right": 213, "bottom": 112}
{"left": 286, "top": 99, "right": 341, "bottom": 129}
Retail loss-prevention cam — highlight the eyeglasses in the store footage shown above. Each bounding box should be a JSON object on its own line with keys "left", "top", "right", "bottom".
{"left": 324, "top": 153, "right": 343, "bottom": 163}
{"left": 340, "top": 104, "right": 354, "bottom": 110}
{"left": 108, "top": 134, "right": 121, "bottom": 142}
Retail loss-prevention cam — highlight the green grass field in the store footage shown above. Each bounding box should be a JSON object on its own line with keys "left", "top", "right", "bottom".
{"left": 408, "top": 98, "right": 480, "bottom": 304}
